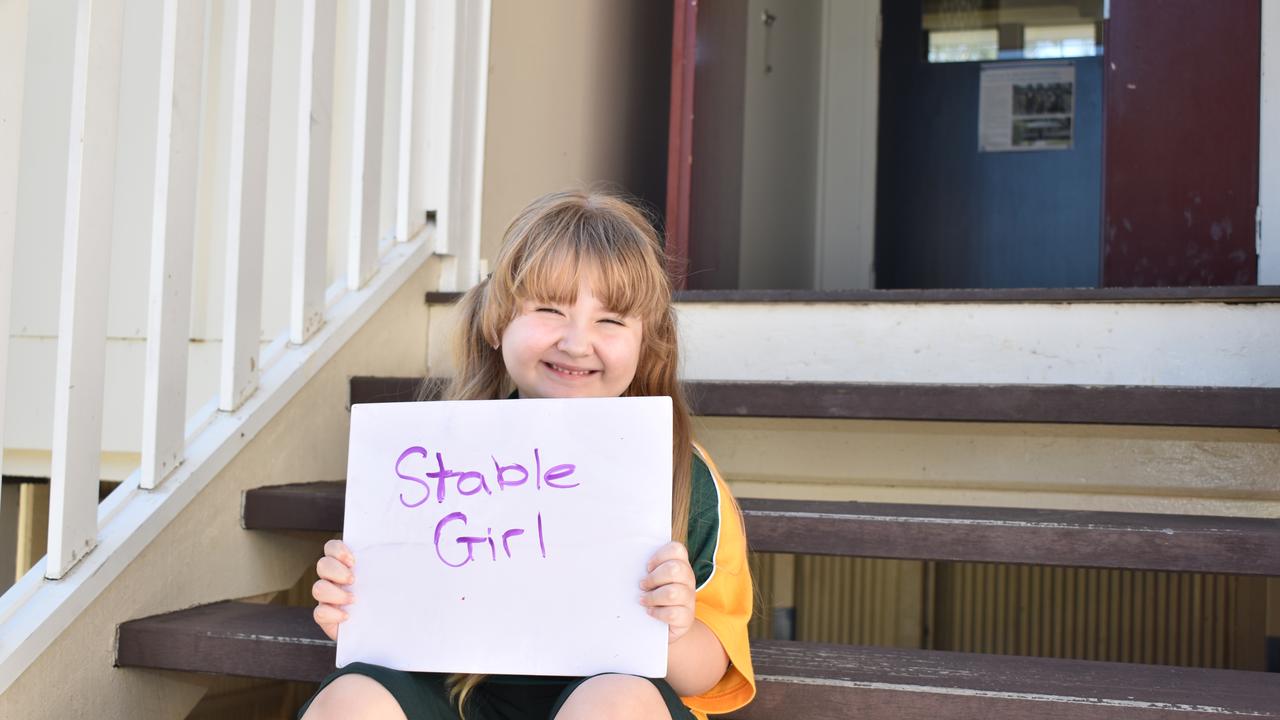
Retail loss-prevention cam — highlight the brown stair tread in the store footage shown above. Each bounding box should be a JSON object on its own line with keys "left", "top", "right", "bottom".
{"left": 116, "top": 601, "right": 1280, "bottom": 718}
{"left": 243, "top": 483, "right": 1280, "bottom": 576}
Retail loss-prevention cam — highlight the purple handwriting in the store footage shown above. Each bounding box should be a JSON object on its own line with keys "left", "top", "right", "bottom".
{"left": 395, "top": 448, "right": 574, "bottom": 567}
{"left": 434, "top": 511, "right": 548, "bottom": 568}
{"left": 396, "top": 447, "right": 578, "bottom": 508}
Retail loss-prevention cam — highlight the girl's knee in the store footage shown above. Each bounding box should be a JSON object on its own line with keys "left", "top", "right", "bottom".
{"left": 555, "top": 674, "right": 670, "bottom": 720}
{"left": 301, "top": 674, "right": 408, "bottom": 720}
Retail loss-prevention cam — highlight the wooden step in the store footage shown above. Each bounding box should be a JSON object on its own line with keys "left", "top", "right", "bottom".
{"left": 349, "top": 377, "right": 1280, "bottom": 429}
{"left": 242, "top": 482, "right": 1280, "bottom": 576}
{"left": 116, "top": 601, "right": 1280, "bottom": 719}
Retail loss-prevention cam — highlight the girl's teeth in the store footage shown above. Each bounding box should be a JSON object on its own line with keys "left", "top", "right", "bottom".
{"left": 551, "top": 363, "right": 591, "bottom": 376}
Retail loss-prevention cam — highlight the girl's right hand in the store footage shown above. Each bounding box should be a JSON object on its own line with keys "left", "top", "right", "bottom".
{"left": 312, "top": 538, "right": 356, "bottom": 641}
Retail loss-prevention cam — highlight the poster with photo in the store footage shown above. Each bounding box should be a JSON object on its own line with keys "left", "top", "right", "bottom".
{"left": 979, "top": 62, "right": 1075, "bottom": 152}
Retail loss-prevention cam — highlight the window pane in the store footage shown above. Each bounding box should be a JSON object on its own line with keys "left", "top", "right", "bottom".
{"left": 923, "top": 0, "right": 1103, "bottom": 64}
{"left": 929, "top": 29, "right": 999, "bottom": 63}
{"left": 1025, "top": 24, "right": 1099, "bottom": 60}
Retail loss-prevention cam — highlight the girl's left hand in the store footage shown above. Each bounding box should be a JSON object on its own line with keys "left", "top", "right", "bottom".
{"left": 640, "top": 541, "right": 697, "bottom": 643}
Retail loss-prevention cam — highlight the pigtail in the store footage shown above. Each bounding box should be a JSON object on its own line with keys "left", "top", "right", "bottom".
{"left": 436, "top": 278, "right": 509, "bottom": 402}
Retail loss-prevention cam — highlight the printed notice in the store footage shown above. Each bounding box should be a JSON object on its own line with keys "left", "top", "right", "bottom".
{"left": 337, "top": 396, "right": 673, "bottom": 677}
{"left": 979, "top": 62, "right": 1075, "bottom": 152}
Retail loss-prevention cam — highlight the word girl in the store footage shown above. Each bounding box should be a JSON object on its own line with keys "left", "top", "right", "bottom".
{"left": 303, "top": 190, "right": 755, "bottom": 720}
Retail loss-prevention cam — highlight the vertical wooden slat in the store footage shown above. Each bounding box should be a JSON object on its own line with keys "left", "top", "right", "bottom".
{"left": 1019, "top": 565, "right": 1033, "bottom": 656}
{"left": 131, "top": 0, "right": 199, "bottom": 490}
{"left": 355, "top": 0, "right": 389, "bottom": 288}
{"left": 418, "top": 0, "right": 454, "bottom": 256}
{"left": 210, "top": 0, "right": 251, "bottom": 408}
{"left": 271, "top": 0, "right": 333, "bottom": 346}
{"left": 923, "top": 561, "right": 937, "bottom": 650}
{"left": 0, "top": 482, "right": 18, "bottom": 588}
{"left": 461, "top": 0, "right": 490, "bottom": 288}
{"left": 984, "top": 565, "right": 996, "bottom": 653}
{"left": 861, "top": 559, "right": 873, "bottom": 643}
{"left": 381, "top": 0, "right": 417, "bottom": 243}
{"left": 1192, "top": 573, "right": 1205, "bottom": 666}
{"left": 335, "top": 0, "right": 372, "bottom": 290}
{"left": 217, "top": 0, "right": 273, "bottom": 412}
{"left": 1214, "top": 576, "right": 1229, "bottom": 667}
{"left": 304, "top": 0, "right": 337, "bottom": 323}
{"left": 0, "top": 0, "right": 28, "bottom": 503}
{"left": 15, "top": 483, "right": 49, "bottom": 580}
{"left": 436, "top": 0, "right": 490, "bottom": 290}
{"left": 1085, "top": 568, "right": 1098, "bottom": 658}
{"left": 46, "top": 0, "right": 124, "bottom": 579}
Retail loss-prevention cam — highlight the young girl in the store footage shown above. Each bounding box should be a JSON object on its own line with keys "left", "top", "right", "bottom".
{"left": 301, "top": 189, "right": 755, "bottom": 720}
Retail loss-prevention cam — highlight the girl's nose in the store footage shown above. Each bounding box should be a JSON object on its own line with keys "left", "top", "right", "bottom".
{"left": 556, "top": 324, "right": 592, "bottom": 357}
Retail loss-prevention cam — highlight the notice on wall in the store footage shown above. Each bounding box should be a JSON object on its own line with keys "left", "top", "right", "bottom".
{"left": 979, "top": 62, "right": 1075, "bottom": 152}
{"left": 337, "top": 397, "right": 673, "bottom": 677}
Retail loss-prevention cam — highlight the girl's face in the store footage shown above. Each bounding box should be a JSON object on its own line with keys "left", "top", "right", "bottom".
{"left": 500, "top": 278, "right": 643, "bottom": 399}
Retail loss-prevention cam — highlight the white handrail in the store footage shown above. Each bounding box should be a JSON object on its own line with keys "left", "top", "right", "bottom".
{"left": 0, "top": 0, "right": 492, "bottom": 693}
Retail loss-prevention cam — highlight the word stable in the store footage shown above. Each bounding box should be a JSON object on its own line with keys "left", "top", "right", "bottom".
{"left": 393, "top": 447, "right": 582, "bottom": 568}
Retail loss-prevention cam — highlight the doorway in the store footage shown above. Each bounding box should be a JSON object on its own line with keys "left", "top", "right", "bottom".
{"left": 669, "top": 0, "right": 1264, "bottom": 290}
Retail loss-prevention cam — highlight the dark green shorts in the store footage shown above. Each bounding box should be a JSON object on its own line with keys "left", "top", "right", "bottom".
{"left": 297, "top": 663, "right": 697, "bottom": 720}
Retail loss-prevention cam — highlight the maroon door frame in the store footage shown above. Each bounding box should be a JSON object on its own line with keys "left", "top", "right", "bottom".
{"left": 665, "top": 0, "right": 697, "bottom": 289}
{"left": 1102, "top": 0, "right": 1261, "bottom": 286}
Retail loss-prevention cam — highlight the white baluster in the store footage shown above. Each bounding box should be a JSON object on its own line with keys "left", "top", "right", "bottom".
{"left": 0, "top": 0, "right": 29, "bottom": 499}
{"left": 137, "top": 0, "right": 203, "bottom": 490}
{"left": 384, "top": 0, "right": 417, "bottom": 244}
{"left": 334, "top": 0, "right": 372, "bottom": 291}
{"left": 44, "top": 0, "right": 125, "bottom": 579}
{"left": 216, "top": 0, "right": 274, "bottom": 413}
{"left": 356, "top": 0, "right": 389, "bottom": 286}
{"left": 447, "top": 0, "right": 490, "bottom": 288}
{"left": 269, "top": 0, "right": 333, "bottom": 346}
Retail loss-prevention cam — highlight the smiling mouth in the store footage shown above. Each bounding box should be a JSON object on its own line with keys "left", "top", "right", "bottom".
{"left": 543, "top": 361, "right": 598, "bottom": 377}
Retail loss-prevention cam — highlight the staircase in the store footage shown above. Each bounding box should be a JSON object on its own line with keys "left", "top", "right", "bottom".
{"left": 108, "top": 285, "right": 1280, "bottom": 719}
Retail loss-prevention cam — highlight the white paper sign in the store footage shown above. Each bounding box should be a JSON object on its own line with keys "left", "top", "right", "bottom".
{"left": 979, "top": 62, "right": 1076, "bottom": 152}
{"left": 337, "top": 396, "right": 673, "bottom": 677}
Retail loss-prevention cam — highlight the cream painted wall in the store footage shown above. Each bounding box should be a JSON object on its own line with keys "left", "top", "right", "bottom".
{"left": 478, "top": 0, "right": 670, "bottom": 268}
{"left": 0, "top": 257, "right": 441, "bottom": 720}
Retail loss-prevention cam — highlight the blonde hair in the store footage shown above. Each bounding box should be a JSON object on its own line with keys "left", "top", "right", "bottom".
{"left": 420, "top": 189, "right": 695, "bottom": 711}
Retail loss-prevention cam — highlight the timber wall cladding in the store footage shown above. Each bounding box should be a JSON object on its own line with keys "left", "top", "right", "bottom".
{"left": 748, "top": 554, "right": 1263, "bottom": 670}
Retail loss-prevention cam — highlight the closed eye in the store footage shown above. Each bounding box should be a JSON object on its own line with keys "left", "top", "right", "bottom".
{"left": 599, "top": 317, "right": 626, "bottom": 326}
{"left": 535, "top": 307, "right": 564, "bottom": 316}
